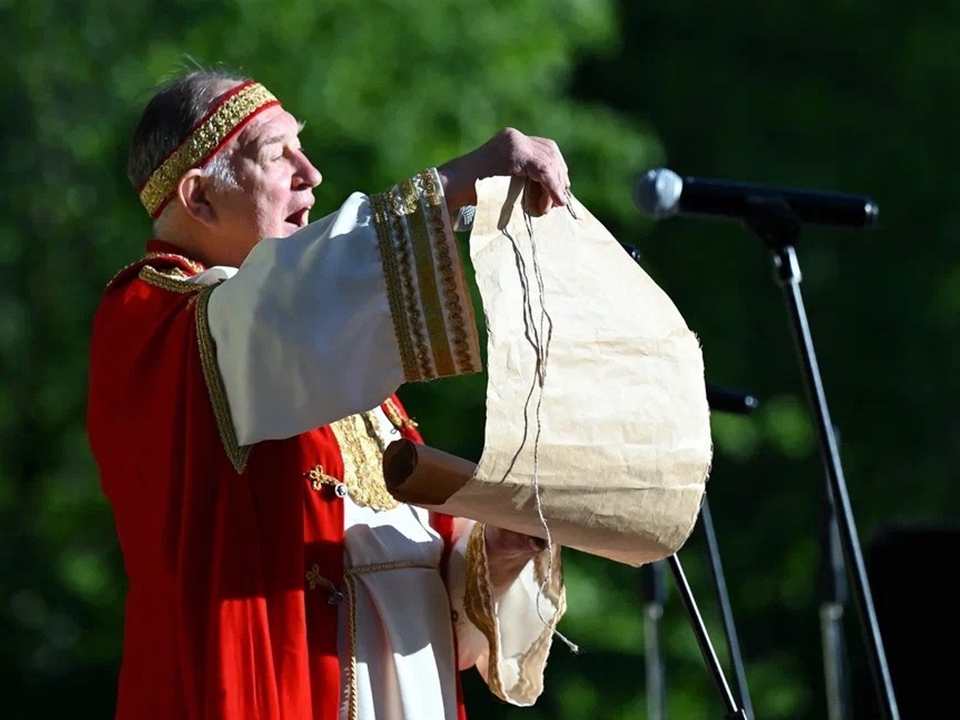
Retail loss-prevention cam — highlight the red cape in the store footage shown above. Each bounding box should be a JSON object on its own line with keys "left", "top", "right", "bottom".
{"left": 88, "top": 242, "right": 465, "bottom": 719}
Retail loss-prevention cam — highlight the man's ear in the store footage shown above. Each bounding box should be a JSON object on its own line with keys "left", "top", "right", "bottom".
{"left": 177, "top": 169, "right": 216, "bottom": 226}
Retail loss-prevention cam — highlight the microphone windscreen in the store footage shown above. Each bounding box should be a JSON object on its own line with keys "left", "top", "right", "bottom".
{"left": 634, "top": 168, "right": 683, "bottom": 219}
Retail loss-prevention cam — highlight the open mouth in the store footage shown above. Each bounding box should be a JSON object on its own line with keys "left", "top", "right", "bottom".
{"left": 284, "top": 206, "right": 311, "bottom": 229}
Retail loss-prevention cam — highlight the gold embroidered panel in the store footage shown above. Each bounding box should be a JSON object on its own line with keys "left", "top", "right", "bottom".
{"left": 329, "top": 411, "right": 398, "bottom": 511}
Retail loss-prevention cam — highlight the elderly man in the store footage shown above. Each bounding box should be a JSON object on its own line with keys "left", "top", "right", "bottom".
{"left": 86, "top": 70, "right": 571, "bottom": 720}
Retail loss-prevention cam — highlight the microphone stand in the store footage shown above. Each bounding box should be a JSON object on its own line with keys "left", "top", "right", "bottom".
{"left": 702, "top": 385, "right": 758, "bottom": 720}
{"left": 667, "top": 554, "right": 749, "bottom": 720}
{"left": 639, "top": 390, "right": 756, "bottom": 720}
{"left": 819, "top": 425, "right": 852, "bottom": 720}
{"left": 741, "top": 201, "right": 900, "bottom": 720}
{"left": 624, "top": 238, "right": 754, "bottom": 720}
{"left": 641, "top": 560, "right": 667, "bottom": 720}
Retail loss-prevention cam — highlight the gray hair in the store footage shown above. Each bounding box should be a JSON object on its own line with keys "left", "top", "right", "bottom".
{"left": 128, "top": 68, "right": 248, "bottom": 221}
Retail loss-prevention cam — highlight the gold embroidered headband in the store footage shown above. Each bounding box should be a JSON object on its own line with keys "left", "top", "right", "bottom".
{"left": 138, "top": 80, "right": 280, "bottom": 217}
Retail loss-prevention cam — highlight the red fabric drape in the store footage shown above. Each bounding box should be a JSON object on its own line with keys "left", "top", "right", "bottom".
{"left": 88, "top": 250, "right": 467, "bottom": 720}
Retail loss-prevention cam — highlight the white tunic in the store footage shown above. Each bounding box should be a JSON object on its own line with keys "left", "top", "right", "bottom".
{"left": 190, "top": 169, "right": 566, "bottom": 718}
{"left": 339, "top": 409, "right": 457, "bottom": 720}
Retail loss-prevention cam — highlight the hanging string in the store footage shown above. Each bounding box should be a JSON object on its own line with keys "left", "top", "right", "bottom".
{"left": 519, "top": 184, "right": 579, "bottom": 654}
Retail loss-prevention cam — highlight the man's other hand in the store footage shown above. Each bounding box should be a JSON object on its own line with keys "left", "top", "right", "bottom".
{"left": 484, "top": 525, "right": 548, "bottom": 596}
{"left": 437, "top": 128, "right": 570, "bottom": 217}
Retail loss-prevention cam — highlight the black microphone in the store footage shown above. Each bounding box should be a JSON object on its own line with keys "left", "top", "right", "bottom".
{"left": 634, "top": 168, "right": 878, "bottom": 229}
{"left": 706, "top": 384, "right": 759, "bottom": 415}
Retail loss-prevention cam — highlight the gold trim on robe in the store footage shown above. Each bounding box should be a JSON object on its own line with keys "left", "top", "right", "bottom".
{"left": 369, "top": 168, "right": 483, "bottom": 383}
{"left": 138, "top": 265, "right": 200, "bottom": 294}
{"left": 463, "top": 523, "right": 508, "bottom": 700}
{"left": 195, "top": 286, "right": 252, "bottom": 474}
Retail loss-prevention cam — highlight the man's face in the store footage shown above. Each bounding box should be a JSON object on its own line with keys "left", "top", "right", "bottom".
{"left": 208, "top": 104, "right": 322, "bottom": 264}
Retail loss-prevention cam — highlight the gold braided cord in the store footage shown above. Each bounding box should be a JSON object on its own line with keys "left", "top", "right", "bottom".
{"left": 401, "top": 178, "right": 457, "bottom": 378}
{"left": 139, "top": 82, "right": 278, "bottom": 216}
{"left": 418, "top": 169, "right": 480, "bottom": 375}
{"left": 195, "top": 286, "right": 251, "bottom": 474}
{"left": 304, "top": 561, "right": 432, "bottom": 593}
{"left": 344, "top": 561, "right": 434, "bottom": 720}
{"left": 305, "top": 560, "right": 434, "bottom": 720}
{"left": 344, "top": 574, "right": 360, "bottom": 720}
{"left": 370, "top": 192, "right": 420, "bottom": 382}
{"left": 388, "top": 185, "right": 435, "bottom": 381}
{"left": 463, "top": 523, "right": 508, "bottom": 701}
{"left": 346, "top": 561, "right": 434, "bottom": 577}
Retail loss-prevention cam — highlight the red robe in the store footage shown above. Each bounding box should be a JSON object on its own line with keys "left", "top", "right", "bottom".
{"left": 87, "top": 242, "right": 466, "bottom": 720}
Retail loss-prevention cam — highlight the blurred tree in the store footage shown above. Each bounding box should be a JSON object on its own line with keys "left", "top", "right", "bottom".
{"left": 2, "top": 0, "right": 958, "bottom": 718}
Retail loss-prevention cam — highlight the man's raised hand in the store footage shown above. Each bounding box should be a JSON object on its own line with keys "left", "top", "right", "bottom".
{"left": 437, "top": 127, "right": 570, "bottom": 216}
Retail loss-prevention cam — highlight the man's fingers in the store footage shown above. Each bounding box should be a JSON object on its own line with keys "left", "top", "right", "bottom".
{"left": 538, "top": 172, "right": 567, "bottom": 209}
{"left": 527, "top": 141, "right": 567, "bottom": 207}
{"left": 524, "top": 159, "right": 565, "bottom": 209}
{"left": 498, "top": 130, "right": 570, "bottom": 212}
{"left": 541, "top": 194, "right": 553, "bottom": 215}
{"left": 486, "top": 526, "right": 548, "bottom": 558}
{"left": 531, "top": 137, "right": 570, "bottom": 195}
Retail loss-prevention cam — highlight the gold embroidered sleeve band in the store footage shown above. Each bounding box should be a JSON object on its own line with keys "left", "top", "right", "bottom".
{"left": 370, "top": 168, "right": 482, "bottom": 383}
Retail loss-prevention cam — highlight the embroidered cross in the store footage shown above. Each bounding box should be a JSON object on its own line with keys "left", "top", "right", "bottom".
{"left": 383, "top": 399, "right": 418, "bottom": 431}
{"left": 305, "top": 564, "right": 322, "bottom": 590}
{"left": 305, "top": 563, "right": 338, "bottom": 597}
{"left": 306, "top": 464, "right": 334, "bottom": 491}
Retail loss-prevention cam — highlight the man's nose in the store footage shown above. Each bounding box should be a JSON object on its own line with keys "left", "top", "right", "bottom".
{"left": 295, "top": 152, "right": 322, "bottom": 189}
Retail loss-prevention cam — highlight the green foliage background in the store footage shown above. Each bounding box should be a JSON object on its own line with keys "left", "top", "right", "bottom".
{"left": 1, "top": 0, "right": 956, "bottom": 717}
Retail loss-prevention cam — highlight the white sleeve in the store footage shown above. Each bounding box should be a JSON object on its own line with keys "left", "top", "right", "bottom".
{"left": 199, "top": 168, "right": 482, "bottom": 471}
{"left": 445, "top": 522, "right": 567, "bottom": 707}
